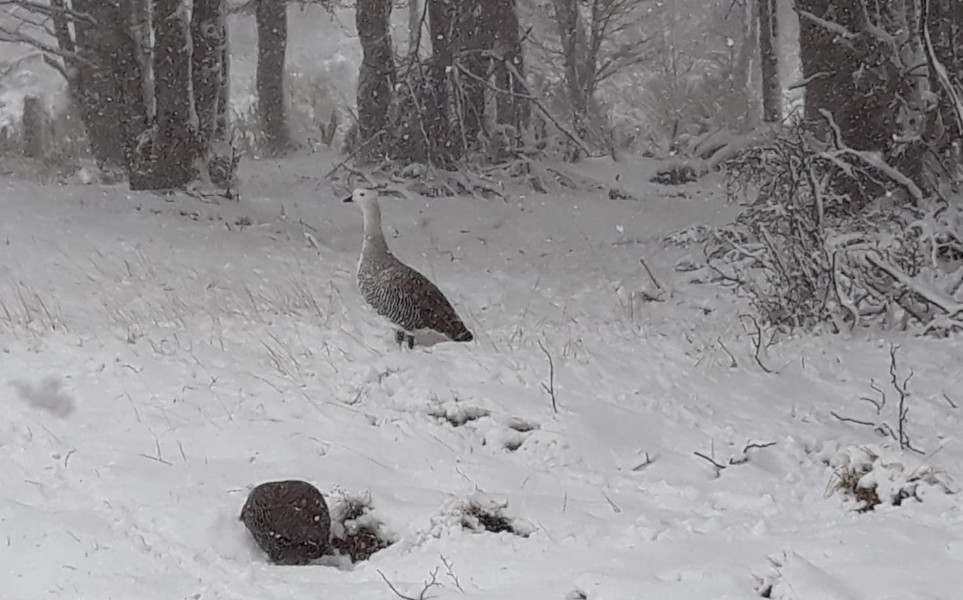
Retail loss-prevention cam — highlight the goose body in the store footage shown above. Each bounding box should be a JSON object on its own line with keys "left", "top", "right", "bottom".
{"left": 344, "top": 188, "right": 473, "bottom": 348}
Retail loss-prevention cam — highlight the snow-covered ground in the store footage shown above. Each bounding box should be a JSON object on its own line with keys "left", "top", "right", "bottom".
{"left": 1, "top": 154, "right": 961, "bottom": 600}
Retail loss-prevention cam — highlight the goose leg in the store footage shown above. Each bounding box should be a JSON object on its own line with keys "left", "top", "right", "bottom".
{"left": 405, "top": 333, "right": 415, "bottom": 350}
{"left": 395, "top": 330, "right": 406, "bottom": 349}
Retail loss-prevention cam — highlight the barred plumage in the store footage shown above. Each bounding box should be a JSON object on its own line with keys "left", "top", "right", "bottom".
{"left": 344, "top": 188, "right": 474, "bottom": 349}
{"left": 239, "top": 480, "right": 331, "bottom": 565}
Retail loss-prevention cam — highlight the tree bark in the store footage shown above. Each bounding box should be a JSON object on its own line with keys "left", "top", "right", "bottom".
{"left": 256, "top": 0, "right": 290, "bottom": 155}
{"left": 491, "top": 0, "right": 529, "bottom": 134}
{"left": 192, "top": 0, "right": 229, "bottom": 150}
{"left": 796, "top": 0, "right": 885, "bottom": 149}
{"left": 356, "top": 0, "right": 395, "bottom": 158}
{"left": 134, "top": 0, "right": 200, "bottom": 189}
{"left": 426, "top": 0, "right": 456, "bottom": 162}
{"left": 552, "top": 0, "right": 593, "bottom": 141}
{"left": 453, "top": 1, "right": 492, "bottom": 149}
{"left": 758, "top": 0, "right": 781, "bottom": 122}
{"left": 70, "top": 0, "right": 148, "bottom": 169}
{"left": 128, "top": 0, "right": 155, "bottom": 123}
{"left": 408, "top": 0, "right": 422, "bottom": 56}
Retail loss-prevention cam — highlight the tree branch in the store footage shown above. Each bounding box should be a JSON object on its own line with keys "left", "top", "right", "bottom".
{"left": 0, "top": 23, "right": 91, "bottom": 70}
{"left": 0, "top": 0, "right": 97, "bottom": 26}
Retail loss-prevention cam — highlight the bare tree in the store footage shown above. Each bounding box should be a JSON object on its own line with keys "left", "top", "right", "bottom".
{"left": 354, "top": 0, "right": 528, "bottom": 165}
{"left": 355, "top": 0, "right": 394, "bottom": 158}
{"left": 758, "top": 0, "right": 780, "bottom": 122}
{"left": 256, "top": 0, "right": 291, "bottom": 155}
{"left": 550, "top": 0, "right": 649, "bottom": 146}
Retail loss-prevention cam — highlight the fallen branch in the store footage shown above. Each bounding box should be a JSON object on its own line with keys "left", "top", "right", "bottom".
{"left": 819, "top": 110, "right": 924, "bottom": 203}
{"left": 379, "top": 569, "right": 441, "bottom": 600}
{"left": 454, "top": 61, "right": 593, "bottom": 158}
{"left": 536, "top": 339, "right": 559, "bottom": 414}
{"left": 865, "top": 252, "right": 963, "bottom": 319}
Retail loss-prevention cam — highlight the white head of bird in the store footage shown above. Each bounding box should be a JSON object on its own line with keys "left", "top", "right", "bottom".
{"left": 343, "top": 188, "right": 379, "bottom": 211}
{"left": 343, "top": 188, "right": 386, "bottom": 251}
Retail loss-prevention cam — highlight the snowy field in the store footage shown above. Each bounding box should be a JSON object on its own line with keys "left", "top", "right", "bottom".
{"left": 1, "top": 153, "right": 961, "bottom": 600}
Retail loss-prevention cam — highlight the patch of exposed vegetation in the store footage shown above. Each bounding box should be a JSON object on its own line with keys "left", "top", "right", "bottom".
{"left": 329, "top": 494, "right": 395, "bottom": 563}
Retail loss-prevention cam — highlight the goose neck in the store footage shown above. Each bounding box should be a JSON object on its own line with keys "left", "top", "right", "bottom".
{"left": 361, "top": 204, "right": 388, "bottom": 255}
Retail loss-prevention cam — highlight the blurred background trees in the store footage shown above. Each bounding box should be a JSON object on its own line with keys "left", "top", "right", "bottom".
{"left": 0, "top": 0, "right": 957, "bottom": 205}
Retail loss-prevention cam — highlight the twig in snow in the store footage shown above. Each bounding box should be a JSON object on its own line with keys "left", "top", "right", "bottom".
{"left": 378, "top": 568, "right": 441, "bottom": 600}
{"left": 695, "top": 440, "right": 776, "bottom": 473}
{"left": 123, "top": 393, "right": 142, "bottom": 423}
{"left": 137, "top": 435, "right": 172, "bottom": 466}
{"left": 138, "top": 453, "right": 173, "bottom": 466}
{"left": 601, "top": 491, "right": 622, "bottom": 513}
{"left": 639, "top": 257, "right": 664, "bottom": 292}
{"left": 738, "top": 314, "right": 773, "bottom": 373}
{"left": 536, "top": 339, "right": 559, "bottom": 414}
{"left": 887, "top": 344, "right": 916, "bottom": 452}
{"left": 859, "top": 379, "right": 886, "bottom": 413}
{"left": 304, "top": 231, "right": 321, "bottom": 253}
{"left": 942, "top": 392, "right": 959, "bottom": 409}
{"left": 440, "top": 556, "right": 464, "bottom": 593}
{"left": 694, "top": 451, "right": 728, "bottom": 475}
{"left": 730, "top": 440, "right": 778, "bottom": 465}
{"left": 830, "top": 410, "right": 877, "bottom": 428}
{"left": 716, "top": 337, "right": 738, "bottom": 368}
{"left": 631, "top": 451, "right": 654, "bottom": 471}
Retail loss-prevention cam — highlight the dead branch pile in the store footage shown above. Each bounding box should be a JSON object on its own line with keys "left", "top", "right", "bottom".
{"left": 707, "top": 122, "right": 963, "bottom": 336}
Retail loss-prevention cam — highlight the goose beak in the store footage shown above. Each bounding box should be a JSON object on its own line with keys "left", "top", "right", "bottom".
{"left": 342, "top": 196, "right": 353, "bottom": 203}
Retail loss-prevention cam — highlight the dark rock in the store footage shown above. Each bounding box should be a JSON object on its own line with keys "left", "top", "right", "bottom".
{"left": 239, "top": 480, "right": 331, "bottom": 565}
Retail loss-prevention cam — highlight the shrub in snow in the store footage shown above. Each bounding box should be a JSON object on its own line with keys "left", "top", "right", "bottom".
{"left": 819, "top": 445, "right": 954, "bottom": 513}
{"left": 328, "top": 492, "right": 396, "bottom": 563}
{"left": 426, "top": 492, "right": 535, "bottom": 539}
{"left": 239, "top": 479, "right": 331, "bottom": 565}
{"left": 706, "top": 123, "right": 963, "bottom": 336}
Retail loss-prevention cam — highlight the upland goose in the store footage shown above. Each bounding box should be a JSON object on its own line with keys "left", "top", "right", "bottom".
{"left": 344, "top": 188, "right": 473, "bottom": 349}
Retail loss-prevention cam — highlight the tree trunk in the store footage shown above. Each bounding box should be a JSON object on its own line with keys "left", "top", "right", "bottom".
{"left": 796, "top": 0, "right": 882, "bottom": 148}
{"left": 133, "top": 0, "right": 200, "bottom": 189}
{"left": 452, "top": 1, "right": 492, "bottom": 150}
{"left": 216, "top": 26, "right": 231, "bottom": 141}
{"left": 758, "top": 0, "right": 781, "bottom": 122}
{"left": 356, "top": 0, "right": 395, "bottom": 158}
{"left": 129, "top": 0, "right": 155, "bottom": 123}
{"left": 70, "top": 0, "right": 148, "bottom": 170}
{"left": 796, "top": 0, "right": 957, "bottom": 200}
{"left": 731, "top": 0, "right": 759, "bottom": 129}
{"left": 426, "top": 0, "right": 456, "bottom": 162}
{"left": 21, "top": 96, "right": 47, "bottom": 158}
{"left": 408, "top": 0, "right": 422, "bottom": 56}
{"left": 552, "top": 0, "right": 592, "bottom": 141}
{"left": 491, "top": 0, "right": 529, "bottom": 135}
{"left": 192, "top": 0, "right": 229, "bottom": 150}
{"left": 256, "top": 0, "right": 290, "bottom": 155}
